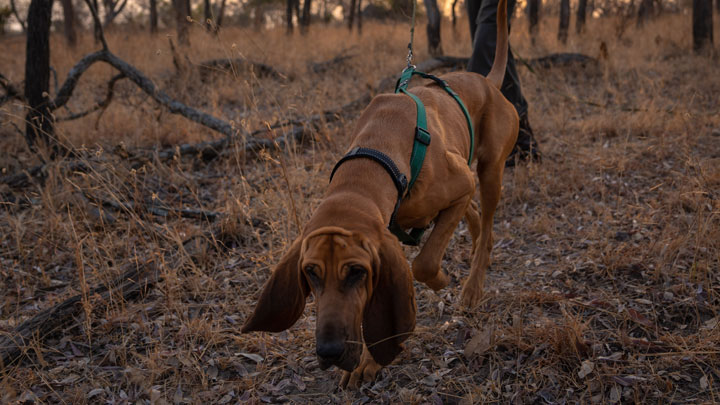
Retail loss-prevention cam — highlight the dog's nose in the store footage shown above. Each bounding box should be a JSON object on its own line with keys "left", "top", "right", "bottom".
{"left": 316, "top": 339, "right": 344, "bottom": 360}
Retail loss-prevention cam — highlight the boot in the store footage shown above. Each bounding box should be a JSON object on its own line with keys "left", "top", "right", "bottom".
{"left": 506, "top": 114, "right": 541, "bottom": 167}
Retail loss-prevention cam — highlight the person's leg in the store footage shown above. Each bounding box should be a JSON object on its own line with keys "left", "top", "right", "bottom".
{"left": 467, "top": 0, "right": 540, "bottom": 165}
{"left": 466, "top": 0, "right": 482, "bottom": 44}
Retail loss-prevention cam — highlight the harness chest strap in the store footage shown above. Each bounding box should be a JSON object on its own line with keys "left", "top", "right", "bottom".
{"left": 329, "top": 69, "right": 475, "bottom": 246}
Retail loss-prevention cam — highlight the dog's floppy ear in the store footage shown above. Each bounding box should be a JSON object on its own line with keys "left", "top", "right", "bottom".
{"left": 362, "top": 232, "right": 416, "bottom": 365}
{"left": 242, "top": 237, "right": 309, "bottom": 333}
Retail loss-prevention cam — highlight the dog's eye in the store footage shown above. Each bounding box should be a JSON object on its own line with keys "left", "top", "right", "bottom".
{"left": 304, "top": 265, "right": 321, "bottom": 285}
{"left": 345, "top": 265, "right": 366, "bottom": 286}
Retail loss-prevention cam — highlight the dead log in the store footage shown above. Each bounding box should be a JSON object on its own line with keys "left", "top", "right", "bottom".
{"left": 526, "top": 53, "right": 598, "bottom": 69}
{"left": 56, "top": 73, "right": 125, "bottom": 122}
{"left": 197, "top": 58, "right": 287, "bottom": 81}
{"left": 309, "top": 53, "right": 357, "bottom": 74}
{"left": 0, "top": 73, "right": 24, "bottom": 107}
{"left": 49, "top": 49, "right": 239, "bottom": 138}
{"left": 0, "top": 261, "right": 158, "bottom": 367}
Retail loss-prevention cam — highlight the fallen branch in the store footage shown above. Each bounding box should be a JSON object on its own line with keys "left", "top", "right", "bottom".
{"left": 130, "top": 93, "right": 372, "bottom": 163}
{"left": 49, "top": 49, "right": 240, "bottom": 138}
{"left": 197, "top": 58, "right": 287, "bottom": 81}
{"left": 309, "top": 53, "right": 357, "bottom": 74}
{"left": 97, "top": 196, "right": 221, "bottom": 222}
{"left": 524, "top": 53, "right": 598, "bottom": 70}
{"left": 56, "top": 73, "right": 126, "bottom": 122}
{"left": 0, "top": 261, "right": 158, "bottom": 367}
{"left": 0, "top": 73, "right": 24, "bottom": 107}
{"left": 0, "top": 161, "right": 89, "bottom": 189}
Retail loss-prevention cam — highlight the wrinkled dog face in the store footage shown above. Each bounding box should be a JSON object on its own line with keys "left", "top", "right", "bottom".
{"left": 300, "top": 229, "right": 377, "bottom": 371}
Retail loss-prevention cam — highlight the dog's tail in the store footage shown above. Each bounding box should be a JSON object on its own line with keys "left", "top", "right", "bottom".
{"left": 486, "top": 0, "right": 509, "bottom": 89}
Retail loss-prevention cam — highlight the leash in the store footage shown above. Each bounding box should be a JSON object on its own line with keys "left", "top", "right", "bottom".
{"left": 329, "top": 3, "right": 475, "bottom": 246}
{"left": 406, "top": 0, "right": 417, "bottom": 69}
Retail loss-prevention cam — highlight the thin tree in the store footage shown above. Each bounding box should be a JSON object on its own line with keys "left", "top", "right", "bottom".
{"left": 527, "top": 0, "right": 539, "bottom": 39}
{"left": 9, "top": 0, "right": 26, "bottom": 32}
{"left": 60, "top": 0, "right": 77, "bottom": 47}
{"left": 301, "top": 0, "right": 311, "bottom": 32}
{"left": 24, "top": 0, "right": 54, "bottom": 152}
{"left": 204, "top": 0, "right": 212, "bottom": 30}
{"left": 215, "top": 0, "right": 226, "bottom": 29}
{"left": 348, "top": 0, "right": 357, "bottom": 30}
{"left": 149, "top": 0, "right": 158, "bottom": 33}
{"left": 424, "top": 0, "right": 443, "bottom": 56}
{"left": 102, "top": 0, "right": 128, "bottom": 27}
{"left": 692, "top": 0, "right": 713, "bottom": 51}
{"left": 286, "top": 0, "right": 294, "bottom": 33}
{"left": 357, "top": 0, "right": 362, "bottom": 33}
{"left": 451, "top": 0, "right": 458, "bottom": 27}
{"left": 173, "top": 0, "right": 191, "bottom": 46}
{"left": 637, "top": 0, "right": 653, "bottom": 27}
{"left": 91, "top": 0, "right": 102, "bottom": 42}
{"left": 576, "top": 0, "right": 587, "bottom": 33}
{"left": 558, "top": 0, "right": 570, "bottom": 44}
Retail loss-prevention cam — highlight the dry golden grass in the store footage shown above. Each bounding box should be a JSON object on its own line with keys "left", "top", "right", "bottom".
{"left": 1, "top": 11, "right": 719, "bottom": 404}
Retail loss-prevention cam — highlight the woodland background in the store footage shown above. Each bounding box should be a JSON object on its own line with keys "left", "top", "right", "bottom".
{"left": 0, "top": 0, "right": 718, "bottom": 402}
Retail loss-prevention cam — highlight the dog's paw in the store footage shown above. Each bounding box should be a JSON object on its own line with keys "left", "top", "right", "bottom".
{"left": 460, "top": 280, "right": 485, "bottom": 308}
{"left": 424, "top": 269, "right": 449, "bottom": 291}
{"left": 340, "top": 348, "right": 382, "bottom": 389}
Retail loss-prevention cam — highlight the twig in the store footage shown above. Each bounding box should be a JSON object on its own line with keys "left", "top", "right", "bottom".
{"left": 56, "top": 74, "right": 126, "bottom": 122}
{"left": 83, "top": 0, "right": 109, "bottom": 51}
{"left": 197, "top": 58, "right": 287, "bottom": 81}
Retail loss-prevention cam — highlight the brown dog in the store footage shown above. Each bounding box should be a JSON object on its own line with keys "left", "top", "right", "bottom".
{"left": 242, "top": 0, "right": 518, "bottom": 388}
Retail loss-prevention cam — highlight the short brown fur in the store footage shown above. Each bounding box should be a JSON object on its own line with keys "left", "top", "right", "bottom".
{"left": 242, "top": 0, "right": 518, "bottom": 388}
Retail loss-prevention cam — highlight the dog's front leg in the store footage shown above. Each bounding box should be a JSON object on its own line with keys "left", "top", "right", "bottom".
{"left": 340, "top": 345, "right": 382, "bottom": 389}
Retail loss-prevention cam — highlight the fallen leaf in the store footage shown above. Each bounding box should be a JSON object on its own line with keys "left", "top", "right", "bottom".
{"left": 700, "top": 376, "right": 708, "bottom": 390}
{"left": 464, "top": 328, "right": 492, "bottom": 357}
{"left": 87, "top": 388, "right": 105, "bottom": 398}
{"left": 238, "top": 352, "right": 264, "bottom": 363}
{"left": 578, "top": 360, "right": 595, "bottom": 378}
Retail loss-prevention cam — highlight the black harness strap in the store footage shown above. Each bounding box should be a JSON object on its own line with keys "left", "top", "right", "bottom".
{"left": 329, "top": 147, "right": 409, "bottom": 235}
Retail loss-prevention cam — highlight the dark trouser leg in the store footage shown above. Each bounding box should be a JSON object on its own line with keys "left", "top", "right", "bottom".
{"left": 466, "top": 0, "right": 540, "bottom": 165}
{"left": 467, "top": 0, "right": 527, "bottom": 118}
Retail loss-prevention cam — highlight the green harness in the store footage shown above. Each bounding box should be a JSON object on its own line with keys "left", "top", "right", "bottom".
{"left": 388, "top": 66, "right": 476, "bottom": 245}
{"left": 330, "top": 67, "right": 475, "bottom": 246}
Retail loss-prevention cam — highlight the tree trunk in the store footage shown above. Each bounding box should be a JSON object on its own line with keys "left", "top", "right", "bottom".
{"left": 24, "top": 0, "right": 54, "bottom": 152}
{"left": 451, "top": 0, "right": 458, "bottom": 27}
{"left": 558, "top": 0, "right": 570, "bottom": 44}
{"left": 301, "top": 0, "right": 311, "bottom": 33}
{"left": 149, "top": 0, "right": 158, "bottom": 33}
{"left": 357, "top": 0, "right": 362, "bottom": 34}
{"left": 527, "top": 0, "right": 539, "bottom": 38}
{"left": 576, "top": 0, "right": 587, "bottom": 33}
{"left": 215, "top": 0, "right": 226, "bottom": 29}
{"left": 348, "top": 0, "right": 356, "bottom": 30}
{"left": 637, "top": 0, "right": 653, "bottom": 27}
{"left": 60, "top": 0, "right": 77, "bottom": 47}
{"left": 693, "top": 0, "right": 713, "bottom": 51}
{"left": 92, "top": 0, "right": 102, "bottom": 43}
{"left": 286, "top": 0, "right": 294, "bottom": 33}
{"left": 173, "top": 0, "right": 191, "bottom": 46}
{"left": 423, "top": 0, "right": 443, "bottom": 56}
{"left": 204, "top": 0, "right": 212, "bottom": 30}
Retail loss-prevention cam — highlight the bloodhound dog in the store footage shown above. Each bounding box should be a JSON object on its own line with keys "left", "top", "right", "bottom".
{"left": 242, "top": 0, "right": 518, "bottom": 388}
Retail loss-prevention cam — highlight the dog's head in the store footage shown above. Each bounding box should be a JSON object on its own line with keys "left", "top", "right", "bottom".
{"left": 241, "top": 226, "right": 415, "bottom": 371}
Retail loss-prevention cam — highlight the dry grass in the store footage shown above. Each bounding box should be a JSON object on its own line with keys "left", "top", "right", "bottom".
{"left": 1, "top": 11, "right": 719, "bottom": 404}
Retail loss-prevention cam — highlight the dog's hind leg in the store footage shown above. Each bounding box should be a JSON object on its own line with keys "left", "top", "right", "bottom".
{"left": 461, "top": 161, "right": 504, "bottom": 307}
{"left": 464, "top": 199, "right": 481, "bottom": 255}
{"left": 412, "top": 153, "right": 476, "bottom": 291}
